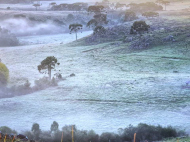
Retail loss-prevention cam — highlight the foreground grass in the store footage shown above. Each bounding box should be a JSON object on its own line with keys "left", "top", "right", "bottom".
{"left": 164, "top": 137, "right": 190, "bottom": 142}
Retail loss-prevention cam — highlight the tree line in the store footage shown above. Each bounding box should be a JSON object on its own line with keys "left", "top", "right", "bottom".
{"left": 0, "top": 122, "right": 187, "bottom": 142}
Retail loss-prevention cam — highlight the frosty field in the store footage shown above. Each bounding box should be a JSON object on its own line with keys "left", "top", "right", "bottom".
{"left": 0, "top": 38, "right": 190, "bottom": 134}
{"left": 0, "top": 0, "right": 190, "bottom": 136}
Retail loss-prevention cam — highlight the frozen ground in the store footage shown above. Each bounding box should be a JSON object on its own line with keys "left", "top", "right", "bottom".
{"left": 0, "top": 1, "right": 190, "bottom": 134}
{"left": 0, "top": 38, "right": 190, "bottom": 134}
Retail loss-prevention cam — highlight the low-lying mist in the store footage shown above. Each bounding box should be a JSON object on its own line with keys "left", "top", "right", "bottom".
{"left": 0, "top": 18, "right": 66, "bottom": 36}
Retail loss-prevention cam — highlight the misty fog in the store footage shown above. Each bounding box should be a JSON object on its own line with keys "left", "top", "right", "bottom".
{"left": 0, "top": 18, "right": 65, "bottom": 36}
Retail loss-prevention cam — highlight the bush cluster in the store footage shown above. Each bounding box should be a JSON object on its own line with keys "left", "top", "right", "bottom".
{"left": 129, "top": 2, "right": 163, "bottom": 12}
{"left": 0, "top": 77, "right": 58, "bottom": 98}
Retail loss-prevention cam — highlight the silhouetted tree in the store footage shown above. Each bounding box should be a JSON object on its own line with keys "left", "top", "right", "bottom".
{"left": 87, "top": 14, "right": 108, "bottom": 33}
{"left": 161, "top": 0, "right": 170, "bottom": 10}
{"left": 51, "top": 121, "right": 59, "bottom": 132}
{"left": 31, "top": 123, "right": 40, "bottom": 140}
{"left": 38, "top": 56, "right": 59, "bottom": 80}
{"left": 69, "top": 24, "right": 83, "bottom": 40}
{"left": 33, "top": 3, "right": 40, "bottom": 11}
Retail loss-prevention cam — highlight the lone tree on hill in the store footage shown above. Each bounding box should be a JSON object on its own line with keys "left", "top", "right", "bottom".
{"left": 38, "top": 56, "right": 60, "bottom": 80}
{"left": 69, "top": 24, "right": 83, "bottom": 41}
{"left": 156, "top": 0, "right": 170, "bottom": 10}
{"left": 33, "top": 3, "right": 40, "bottom": 11}
{"left": 130, "top": 21, "right": 150, "bottom": 35}
{"left": 161, "top": 0, "right": 170, "bottom": 10}
{"left": 142, "top": 12, "right": 159, "bottom": 18}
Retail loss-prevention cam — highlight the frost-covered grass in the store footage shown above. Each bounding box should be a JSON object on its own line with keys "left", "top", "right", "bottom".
{"left": 0, "top": 37, "right": 190, "bottom": 134}
{"left": 163, "top": 137, "right": 190, "bottom": 142}
{"left": 0, "top": 4, "right": 190, "bottom": 134}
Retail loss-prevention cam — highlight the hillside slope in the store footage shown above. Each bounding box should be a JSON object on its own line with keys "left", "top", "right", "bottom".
{"left": 0, "top": 39, "right": 190, "bottom": 133}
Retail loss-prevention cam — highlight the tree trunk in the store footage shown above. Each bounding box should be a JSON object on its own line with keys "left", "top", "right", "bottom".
{"left": 48, "top": 65, "right": 51, "bottom": 80}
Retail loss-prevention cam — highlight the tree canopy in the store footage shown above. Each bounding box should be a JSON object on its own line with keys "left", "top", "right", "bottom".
{"left": 69, "top": 24, "right": 83, "bottom": 40}
{"left": 51, "top": 121, "right": 59, "bottom": 132}
{"left": 33, "top": 3, "right": 40, "bottom": 11}
{"left": 142, "top": 12, "right": 159, "bottom": 18}
{"left": 130, "top": 21, "right": 150, "bottom": 35}
{"left": 88, "top": 5, "right": 105, "bottom": 14}
{"left": 38, "top": 56, "right": 59, "bottom": 80}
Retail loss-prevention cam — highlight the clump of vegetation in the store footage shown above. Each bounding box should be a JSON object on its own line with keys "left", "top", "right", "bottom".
{"left": 129, "top": 2, "right": 163, "bottom": 12}
{"left": 0, "top": 77, "right": 59, "bottom": 98}
{"left": 119, "top": 123, "right": 187, "bottom": 142}
{"left": 88, "top": 5, "right": 105, "bottom": 14}
{"left": 124, "top": 11, "right": 138, "bottom": 21}
{"left": 38, "top": 56, "right": 60, "bottom": 80}
{"left": 0, "top": 56, "right": 64, "bottom": 98}
{"left": 142, "top": 12, "right": 159, "bottom": 18}
{"left": 130, "top": 21, "right": 150, "bottom": 35}
{"left": 50, "top": 3, "right": 88, "bottom": 12}
{"left": 14, "top": 14, "right": 26, "bottom": 18}
{"left": 33, "top": 77, "right": 58, "bottom": 91}
{"left": 33, "top": 3, "right": 41, "bottom": 11}
{"left": 0, "top": 27, "right": 19, "bottom": 47}
{"left": 87, "top": 5, "right": 108, "bottom": 34}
